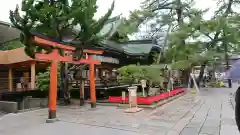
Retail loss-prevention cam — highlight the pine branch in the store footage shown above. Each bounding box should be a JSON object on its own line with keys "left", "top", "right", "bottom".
{"left": 91, "top": 1, "right": 115, "bottom": 35}
{"left": 209, "top": 0, "right": 234, "bottom": 49}
{"left": 151, "top": 2, "right": 174, "bottom": 12}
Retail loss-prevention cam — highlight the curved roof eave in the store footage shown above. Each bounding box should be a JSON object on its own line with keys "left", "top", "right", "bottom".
{"left": 0, "top": 21, "right": 21, "bottom": 44}
{"left": 0, "top": 21, "right": 13, "bottom": 27}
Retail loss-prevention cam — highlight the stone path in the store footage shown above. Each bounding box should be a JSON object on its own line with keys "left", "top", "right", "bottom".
{"left": 0, "top": 87, "right": 238, "bottom": 135}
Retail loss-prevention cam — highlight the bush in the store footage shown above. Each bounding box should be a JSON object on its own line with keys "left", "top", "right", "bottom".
{"left": 117, "top": 65, "right": 145, "bottom": 84}
{"left": 117, "top": 65, "right": 165, "bottom": 88}
{"left": 209, "top": 81, "right": 225, "bottom": 88}
{"left": 36, "top": 66, "right": 61, "bottom": 91}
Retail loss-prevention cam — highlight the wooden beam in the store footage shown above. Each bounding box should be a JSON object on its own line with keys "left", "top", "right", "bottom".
{"left": 35, "top": 50, "right": 101, "bottom": 65}
{"left": 33, "top": 36, "right": 75, "bottom": 51}
{"left": 83, "top": 49, "right": 103, "bottom": 55}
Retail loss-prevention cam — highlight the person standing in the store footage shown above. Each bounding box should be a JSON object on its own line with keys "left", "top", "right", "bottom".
{"left": 20, "top": 76, "right": 25, "bottom": 91}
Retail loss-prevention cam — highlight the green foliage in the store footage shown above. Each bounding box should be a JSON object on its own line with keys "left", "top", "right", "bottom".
{"left": 141, "top": 0, "right": 198, "bottom": 30}
{"left": 117, "top": 65, "right": 144, "bottom": 83}
{"left": 117, "top": 65, "right": 164, "bottom": 87}
{"left": 115, "top": 0, "right": 240, "bottom": 86}
{"left": 10, "top": 0, "right": 116, "bottom": 58}
{"left": 111, "top": 8, "right": 157, "bottom": 41}
{"left": 142, "top": 66, "right": 165, "bottom": 87}
{"left": 10, "top": 0, "right": 117, "bottom": 97}
{"left": 36, "top": 66, "right": 61, "bottom": 91}
{"left": 209, "top": 81, "right": 225, "bottom": 88}
{"left": 72, "top": 0, "right": 115, "bottom": 46}
{"left": 162, "top": 0, "right": 239, "bottom": 68}
{"left": 118, "top": 9, "right": 155, "bottom": 34}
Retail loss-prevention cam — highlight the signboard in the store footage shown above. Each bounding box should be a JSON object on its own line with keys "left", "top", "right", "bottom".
{"left": 128, "top": 86, "right": 137, "bottom": 108}
{"left": 122, "top": 91, "right": 126, "bottom": 101}
{"left": 129, "top": 89, "right": 137, "bottom": 97}
{"left": 140, "top": 80, "right": 146, "bottom": 97}
{"left": 140, "top": 80, "right": 146, "bottom": 88}
{"left": 92, "top": 55, "right": 119, "bottom": 64}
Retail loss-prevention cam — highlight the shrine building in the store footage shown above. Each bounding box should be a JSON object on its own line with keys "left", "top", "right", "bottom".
{"left": 0, "top": 20, "right": 161, "bottom": 93}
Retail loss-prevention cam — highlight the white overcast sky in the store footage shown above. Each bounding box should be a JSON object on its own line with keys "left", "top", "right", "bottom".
{"left": 0, "top": 0, "right": 217, "bottom": 23}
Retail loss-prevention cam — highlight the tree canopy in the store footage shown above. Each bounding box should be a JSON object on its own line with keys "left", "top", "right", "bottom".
{"left": 9, "top": 0, "right": 117, "bottom": 58}
{"left": 9, "top": 0, "right": 118, "bottom": 103}
{"left": 116, "top": 0, "right": 240, "bottom": 87}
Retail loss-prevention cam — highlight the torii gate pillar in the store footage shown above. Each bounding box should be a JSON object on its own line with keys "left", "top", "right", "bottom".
{"left": 48, "top": 59, "right": 58, "bottom": 120}
{"left": 89, "top": 55, "right": 97, "bottom": 108}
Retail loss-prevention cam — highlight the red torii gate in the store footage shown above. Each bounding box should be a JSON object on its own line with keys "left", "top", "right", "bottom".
{"left": 31, "top": 36, "right": 103, "bottom": 122}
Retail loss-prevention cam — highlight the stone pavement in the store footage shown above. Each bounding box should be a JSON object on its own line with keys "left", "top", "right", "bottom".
{"left": 0, "top": 87, "right": 238, "bottom": 135}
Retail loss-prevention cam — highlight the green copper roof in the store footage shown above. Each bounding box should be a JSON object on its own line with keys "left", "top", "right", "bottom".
{"left": 99, "top": 17, "right": 161, "bottom": 55}
{"left": 102, "top": 40, "right": 160, "bottom": 55}
{"left": 122, "top": 43, "right": 155, "bottom": 54}
{"left": 0, "top": 21, "right": 20, "bottom": 44}
{"left": 98, "top": 15, "right": 123, "bottom": 38}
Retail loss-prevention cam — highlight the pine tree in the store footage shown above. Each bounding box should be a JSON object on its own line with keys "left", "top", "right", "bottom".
{"left": 212, "top": 0, "right": 239, "bottom": 88}
{"left": 114, "top": 0, "right": 202, "bottom": 86}
{"left": 10, "top": 0, "right": 116, "bottom": 104}
{"left": 117, "top": 0, "right": 240, "bottom": 88}
{"left": 142, "top": 0, "right": 240, "bottom": 86}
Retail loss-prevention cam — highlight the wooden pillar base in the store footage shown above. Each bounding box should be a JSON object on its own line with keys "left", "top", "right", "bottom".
{"left": 48, "top": 110, "right": 56, "bottom": 119}
{"left": 90, "top": 102, "right": 96, "bottom": 108}
{"left": 46, "top": 110, "right": 58, "bottom": 123}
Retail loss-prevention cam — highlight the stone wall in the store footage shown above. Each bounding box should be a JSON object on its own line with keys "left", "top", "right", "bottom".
{"left": 149, "top": 88, "right": 160, "bottom": 96}
{"left": 20, "top": 97, "right": 48, "bottom": 110}
{"left": 0, "top": 101, "right": 18, "bottom": 113}
{"left": 0, "top": 98, "right": 48, "bottom": 113}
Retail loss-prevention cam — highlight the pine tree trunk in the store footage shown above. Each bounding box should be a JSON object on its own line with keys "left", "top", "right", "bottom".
{"left": 156, "top": 16, "right": 172, "bottom": 64}
{"left": 211, "top": 63, "right": 216, "bottom": 82}
{"left": 182, "top": 68, "right": 190, "bottom": 87}
{"left": 61, "top": 63, "right": 71, "bottom": 105}
{"left": 225, "top": 51, "right": 232, "bottom": 88}
{"left": 223, "top": 29, "right": 232, "bottom": 88}
{"left": 175, "top": 0, "right": 190, "bottom": 87}
{"left": 79, "top": 79, "right": 85, "bottom": 106}
{"left": 197, "top": 62, "right": 207, "bottom": 87}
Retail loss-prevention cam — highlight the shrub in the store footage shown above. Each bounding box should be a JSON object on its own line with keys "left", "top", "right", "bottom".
{"left": 117, "top": 65, "right": 165, "bottom": 88}
{"left": 36, "top": 66, "right": 61, "bottom": 91}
